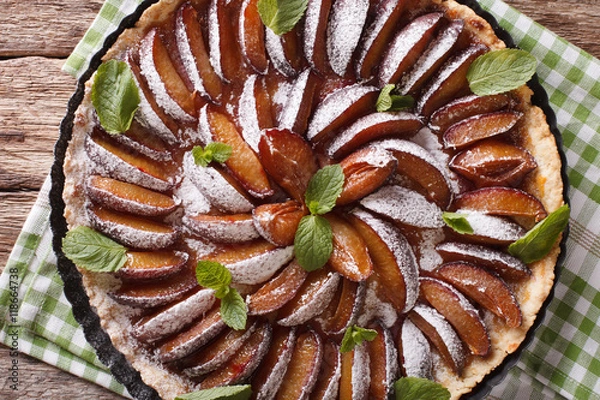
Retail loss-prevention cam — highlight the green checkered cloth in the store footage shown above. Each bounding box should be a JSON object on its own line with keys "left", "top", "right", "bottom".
{"left": 1, "top": 0, "right": 599, "bottom": 398}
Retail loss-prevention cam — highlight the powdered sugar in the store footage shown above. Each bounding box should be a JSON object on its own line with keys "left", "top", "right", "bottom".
{"left": 175, "top": 9, "right": 207, "bottom": 97}
{"left": 139, "top": 29, "right": 194, "bottom": 123}
{"left": 400, "top": 318, "right": 433, "bottom": 379}
{"left": 238, "top": 74, "right": 263, "bottom": 152}
{"left": 326, "top": 0, "right": 369, "bottom": 76}
{"left": 265, "top": 28, "right": 296, "bottom": 77}
{"left": 361, "top": 185, "right": 444, "bottom": 228}
{"left": 279, "top": 69, "right": 312, "bottom": 132}
{"left": 458, "top": 210, "right": 527, "bottom": 242}
{"left": 307, "top": 83, "right": 378, "bottom": 141}
{"left": 226, "top": 245, "right": 294, "bottom": 285}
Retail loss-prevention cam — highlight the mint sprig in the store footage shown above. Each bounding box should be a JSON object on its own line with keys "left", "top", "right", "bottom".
{"left": 192, "top": 142, "right": 233, "bottom": 167}
{"left": 258, "top": 0, "right": 309, "bottom": 36}
{"left": 340, "top": 325, "right": 378, "bottom": 353}
{"left": 467, "top": 48, "right": 537, "bottom": 96}
{"left": 175, "top": 385, "right": 252, "bottom": 400}
{"left": 91, "top": 59, "right": 140, "bottom": 135}
{"left": 508, "top": 204, "right": 569, "bottom": 263}
{"left": 196, "top": 261, "right": 247, "bottom": 330}
{"left": 294, "top": 164, "right": 345, "bottom": 271}
{"left": 62, "top": 226, "right": 127, "bottom": 273}
{"left": 442, "top": 212, "right": 474, "bottom": 235}
{"left": 376, "top": 84, "right": 415, "bottom": 112}
{"left": 394, "top": 377, "right": 450, "bottom": 400}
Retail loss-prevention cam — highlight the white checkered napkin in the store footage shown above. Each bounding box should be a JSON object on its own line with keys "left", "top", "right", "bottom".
{"left": 0, "top": 177, "right": 131, "bottom": 398}
{"left": 0, "top": 0, "right": 598, "bottom": 399}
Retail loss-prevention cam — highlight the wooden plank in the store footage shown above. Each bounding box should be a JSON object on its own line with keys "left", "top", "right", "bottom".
{"left": 0, "top": 57, "right": 76, "bottom": 191}
{"left": 0, "top": 345, "right": 122, "bottom": 399}
{"left": 506, "top": 0, "right": 600, "bottom": 57}
{"left": 0, "top": 0, "right": 103, "bottom": 57}
{"left": 0, "top": 192, "right": 38, "bottom": 268}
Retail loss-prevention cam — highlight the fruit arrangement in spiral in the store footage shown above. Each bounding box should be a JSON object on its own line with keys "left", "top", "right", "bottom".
{"left": 61, "top": 0, "right": 567, "bottom": 398}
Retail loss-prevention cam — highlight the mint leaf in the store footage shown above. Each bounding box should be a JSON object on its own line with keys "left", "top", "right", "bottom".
{"left": 376, "top": 84, "right": 414, "bottom": 112}
{"left": 305, "top": 164, "right": 345, "bottom": 215}
{"left": 467, "top": 48, "right": 537, "bottom": 96}
{"left": 62, "top": 226, "right": 127, "bottom": 273}
{"left": 91, "top": 59, "right": 140, "bottom": 135}
{"left": 258, "top": 0, "right": 309, "bottom": 36}
{"left": 196, "top": 261, "right": 233, "bottom": 293}
{"left": 294, "top": 215, "right": 333, "bottom": 271}
{"left": 220, "top": 289, "right": 247, "bottom": 331}
{"left": 340, "top": 325, "right": 378, "bottom": 353}
{"left": 195, "top": 261, "right": 247, "bottom": 330}
{"left": 394, "top": 377, "right": 450, "bottom": 400}
{"left": 175, "top": 385, "right": 252, "bottom": 400}
{"left": 192, "top": 142, "right": 232, "bottom": 167}
{"left": 442, "top": 212, "right": 474, "bottom": 234}
{"left": 508, "top": 204, "right": 570, "bottom": 263}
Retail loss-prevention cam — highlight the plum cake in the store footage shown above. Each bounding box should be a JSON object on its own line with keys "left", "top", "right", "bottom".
{"left": 60, "top": 0, "right": 567, "bottom": 398}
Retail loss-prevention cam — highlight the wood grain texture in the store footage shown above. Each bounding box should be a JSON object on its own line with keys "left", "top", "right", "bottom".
{"left": 0, "top": 0, "right": 598, "bottom": 399}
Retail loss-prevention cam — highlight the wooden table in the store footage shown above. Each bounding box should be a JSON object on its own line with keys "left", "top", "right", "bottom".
{"left": 1, "top": 0, "right": 599, "bottom": 398}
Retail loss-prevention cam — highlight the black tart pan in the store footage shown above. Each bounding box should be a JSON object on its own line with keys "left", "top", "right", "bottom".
{"left": 50, "top": 0, "right": 570, "bottom": 398}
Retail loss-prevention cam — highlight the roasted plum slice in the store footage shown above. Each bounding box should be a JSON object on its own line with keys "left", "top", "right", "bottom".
{"left": 109, "top": 267, "right": 198, "bottom": 309}
{"left": 209, "top": 239, "right": 294, "bottom": 285}
{"left": 356, "top": 0, "right": 407, "bottom": 80}
{"left": 310, "top": 340, "right": 342, "bottom": 399}
{"left": 206, "top": 109, "right": 274, "bottom": 198}
{"left": 246, "top": 259, "right": 308, "bottom": 316}
{"left": 183, "top": 152, "right": 254, "bottom": 214}
{"left": 132, "top": 288, "right": 216, "bottom": 343}
{"left": 184, "top": 213, "right": 260, "bottom": 243}
{"left": 114, "top": 120, "right": 172, "bottom": 161}
{"left": 252, "top": 201, "right": 307, "bottom": 246}
{"left": 198, "top": 321, "right": 272, "bottom": 389}
{"left": 417, "top": 43, "right": 488, "bottom": 117}
{"left": 408, "top": 304, "right": 466, "bottom": 375}
{"left": 176, "top": 1, "right": 223, "bottom": 102}
{"left": 397, "top": 318, "right": 433, "bottom": 379}
{"left": 450, "top": 211, "right": 527, "bottom": 246}
{"left": 85, "top": 133, "right": 174, "bottom": 193}
{"left": 449, "top": 139, "right": 538, "bottom": 187}
{"left": 375, "top": 138, "right": 454, "bottom": 208}
{"left": 139, "top": 28, "right": 196, "bottom": 122}
{"left": 238, "top": 0, "right": 269, "bottom": 74}
{"left": 157, "top": 305, "right": 226, "bottom": 363}
{"left": 258, "top": 128, "right": 319, "bottom": 202}
{"left": 429, "top": 94, "right": 514, "bottom": 133}
{"left": 87, "top": 205, "right": 179, "bottom": 250}
{"left": 366, "top": 322, "right": 398, "bottom": 400}
{"left": 265, "top": 25, "right": 303, "bottom": 77}
{"left": 279, "top": 69, "right": 320, "bottom": 136}
{"left": 306, "top": 84, "right": 379, "bottom": 145}
{"left": 208, "top": 0, "right": 243, "bottom": 83}
{"left": 435, "top": 261, "right": 523, "bottom": 328}
{"left": 86, "top": 176, "right": 178, "bottom": 217}
{"left": 361, "top": 185, "right": 444, "bottom": 229}
{"left": 420, "top": 276, "right": 490, "bottom": 356}
{"left": 453, "top": 186, "right": 547, "bottom": 228}
{"left": 326, "top": 112, "right": 423, "bottom": 159}
{"left": 181, "top": 320, "right": 257, "bottom": 377}
{"left": 337, "top": 146, "right": 397, "bottom": 206}
{"left": 378, "top": 12, "right": 444, "bottom": 86}
{"left": 251, "top": 327, "right": 297, "bottom": 399}
{"left": 348, "top": 209, "right": 419, "bottom": 313}
{"left": 238, "top": 74, "right": 274, "bottom": 153}
{"left": 443, "top": 110, "right": 523, "bottom": 150}
{"left": 436, "top": 241, "right": 531, "bottom": 280}
{"left": 277, "top": 267, "right": 341, "bottom": 326}
{"left": 117, "top": 250, "right": 189, "bottom": 281}
{"left": 275, "top": 329, "right": 323, "bottom": 399}
{"left": 326, "top": 0, "right": 370, "bottom": 76}
{"left": 398, "top": 19, "right": 465, "bottom": 96}
{"left": 339, "top": 340, "right": 370, "bottom": 400}
{"left": 317, "top": 278, "right": 366, "bottom": 336}
{"left": 326, "top": 214, "right": 374, "bottom": 282}
{"left": 303, "top": 0, "right": 333, "bottom": 73}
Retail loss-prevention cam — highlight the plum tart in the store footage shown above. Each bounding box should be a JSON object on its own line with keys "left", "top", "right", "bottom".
{"left": 59, "top": 0, "right": 567, "bottom": 398}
